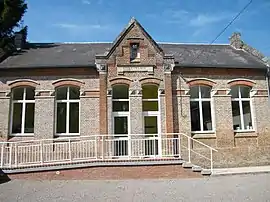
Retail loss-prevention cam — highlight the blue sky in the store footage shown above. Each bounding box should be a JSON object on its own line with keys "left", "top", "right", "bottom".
{"left": 23, "top": 0, "right": 270, "bottom": 56}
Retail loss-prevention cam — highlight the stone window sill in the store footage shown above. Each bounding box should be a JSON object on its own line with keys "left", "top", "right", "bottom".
{"left": 130, "top": 58, "right": 140, "bottom": 63}
{"left": 234, "top": 131, "right": 257, "bottom": 138}
{"left": 192, "top": 132, "right": 216, "bottom": 139}
{"left": 8, "top": 136, "right": 35, "bottom": 142}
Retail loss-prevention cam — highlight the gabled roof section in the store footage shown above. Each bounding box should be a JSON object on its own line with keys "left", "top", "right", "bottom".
{"left": 99, "top": 17, "right": 163, "bottom": 59}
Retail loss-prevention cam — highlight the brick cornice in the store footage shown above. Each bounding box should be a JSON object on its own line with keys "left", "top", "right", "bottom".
{"left": 139, "top": 77, "right": 162, "bottom": 86}
{"left": 227, "top": 79, "right": 255, "bottom": 87}
{"left": 8, "top": 79, "right": 39, "bottom": 88}
{"left": 52, "top": 78, "right": 85, "bottom": 88}
{"left": 109, "top": 77, "right": 133, "bottom": 86}
{"left": 187, "top": 78, "right": 216, "bottom": 87}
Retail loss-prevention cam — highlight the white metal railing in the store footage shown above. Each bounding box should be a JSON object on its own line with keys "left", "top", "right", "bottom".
{"left": 0, "top": 133, "right": 217, "bottom": 173}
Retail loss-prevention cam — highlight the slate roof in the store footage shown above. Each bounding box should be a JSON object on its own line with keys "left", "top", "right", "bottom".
{"left": 0, "top": 42, "right": 267, "bottom": 69}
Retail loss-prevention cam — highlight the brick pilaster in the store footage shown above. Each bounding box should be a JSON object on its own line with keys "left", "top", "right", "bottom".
{"left": 164, "top": 72, "right": 174, "bottom": 134}
{"left": 99, "top": 72, "right": 107, "bottom": 135}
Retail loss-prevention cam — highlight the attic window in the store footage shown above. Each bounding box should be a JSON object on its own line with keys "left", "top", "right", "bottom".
{"left": 130, "top": 43, "right": 140, "bottom": 62}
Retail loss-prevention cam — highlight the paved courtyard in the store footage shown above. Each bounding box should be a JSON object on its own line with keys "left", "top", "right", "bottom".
{"left": 0, "top": 173, "right": 270, "bottom": 202}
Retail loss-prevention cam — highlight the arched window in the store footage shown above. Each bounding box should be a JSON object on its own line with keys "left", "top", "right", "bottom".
{"left": 231, "top": 85, "right": 253, "bottom": 131}
{"left": 142, "top": 84, "right": 159, "bottom": 156}
{"left": 190, "top": 85, "right": 213, "bottom": 132}
{"left": 112, "top": 85, "right": 129, "bottom": 112}
{"left": 55, "top": 86, "right": 80, "bottom": 136}
{"left": 112, "top": 84, "right": 129, "bottom": 156}
{"left": 11, "top": 87, "right": 35, "bottom": 135}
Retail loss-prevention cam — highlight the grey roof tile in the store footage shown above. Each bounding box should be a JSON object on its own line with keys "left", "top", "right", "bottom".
{"left": 0, "top": 42, "right": 267, "bottom": 69}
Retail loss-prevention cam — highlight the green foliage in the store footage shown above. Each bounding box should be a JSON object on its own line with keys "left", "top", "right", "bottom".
{"left": 0, "top": 0, "right": 27, "bottom": 48}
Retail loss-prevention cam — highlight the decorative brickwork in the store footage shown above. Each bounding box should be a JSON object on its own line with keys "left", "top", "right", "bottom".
{"left": 139, "top": 77, "right": 162, "bottom": 85}
{"left": 8, "top": 79, "right": 39, "bottom": 88}
{"left": 187, "top": 78, "right": 216, "bottom": 87}
{"left": 52, "top": 78, "right": 85, "bottom": 88}
{"left": 109, "top": 77, "right": 133, "bottom": 86}
{"left": 228, "top": 79, "right": 255, "bottom": 87}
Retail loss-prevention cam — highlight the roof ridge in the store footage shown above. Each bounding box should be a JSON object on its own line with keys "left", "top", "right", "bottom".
{"left": 157, "top": 42, "right": 229, "bottom": 45}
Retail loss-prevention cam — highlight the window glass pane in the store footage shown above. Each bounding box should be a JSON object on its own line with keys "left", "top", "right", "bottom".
{"left": 69, "top": 103, "right": 79, "bottom": 133}
{"left": 240, "top": 86, "right": 251, "bottom": 98}
{"left": 190, "top": 101, "right": 200, "bottom": 131}
{"left": 12, "top": 103, "right": 22, "bottom": 133}
{"left": 114, "top": 117, "right": 128, "bottom": 134}
{"left": 24, "top": 103, "right": 34, "bottom": 133}
{"left": 242, "top": 101, "right": 252, "bottom": 130}
{"left": 143, "top": 101, "right": 158, "bottom": 111}
{"left": 69, "top": 87, "right": 80, "bottom": 99}
{"left": 26, "top": 87, "right": 35, "bottom": 100}
{"left": 200, "top": 86, "right": 211, "bottom": 98}
{"left": 232, "top": 101, "right": 241, "bottom": 130}
{"left": 142, "top": 85, "right": 158, "bottom": 99}
{"left": 56, "top": 103, "right": 67, "bottom": 133}
{"left": 112, "top": 85, "right": 129, "bottom": 99}
{"left": 130, "top": 43, "right": 139, "bottom": 60}
{"left": 13, "top": 88, "right": 24, "bottom": 100}
{"left": 231, "top": 86, "right": 239, "bottom": 98}
{"left": 144, "top": 116, "right": 158, "bottom": 134}
{"left": 56, "top": 87, "right": 67, "bottom": 100}
{"left": 113, "top": 101, "right": 129, "bottom": 112}
{"left": 202, "top": 101, "right": 212, "bottom": 131}
{"left": 190, "top": 86, "right": 199, "bottom": 99}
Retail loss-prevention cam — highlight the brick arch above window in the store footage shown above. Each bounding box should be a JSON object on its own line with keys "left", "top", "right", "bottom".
{"left": 139, "top": 77, "right": 162, "bottom": 86}
{"left": 227, "top": 79, "right": 256, "bottom": 87}
{"left": 8, "top": 79, "right": 39, "bottom": 89}
{"left": 52, "top": 78, "right": 85, "bottom": 88}
{"left": 109, "top": 77, "right": 133, "bottom": 86}
{"left": 187, "top": 78, "right": 216, "bottom": 87}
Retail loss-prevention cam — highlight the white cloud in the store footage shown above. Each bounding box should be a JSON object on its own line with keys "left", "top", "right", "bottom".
{"left": 54, "top": 23, "right": 109, "bottom": 30}
{"left": 190, "top": 13, "right": 234, "bottom": 27}
{"left": 82, "top": 0, "right": 91, "bottom": 5}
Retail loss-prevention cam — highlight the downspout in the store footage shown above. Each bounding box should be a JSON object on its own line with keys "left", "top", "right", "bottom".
{"left": 266, "top": 66, "right": 270, "bottom": 106}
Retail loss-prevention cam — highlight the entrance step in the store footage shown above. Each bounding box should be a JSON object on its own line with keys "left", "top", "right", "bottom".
{"left": 192, "top": 165, "right": 202, "bottom": 172}
{"left": 201, "top": 169, "right": 212, "bottom": 175}
{"left": 182, "top": 162, "right": 193, "bottom": 168}
{"left": 2, "top": 164, "right": 203, "bottom": 180}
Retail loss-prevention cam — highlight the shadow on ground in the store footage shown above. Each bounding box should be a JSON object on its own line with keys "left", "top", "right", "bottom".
{"left": 0, "top": 169, "right": 11, "bottom": 184}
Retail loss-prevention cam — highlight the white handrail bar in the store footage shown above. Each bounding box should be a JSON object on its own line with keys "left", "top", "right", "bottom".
{"left": 166, "top": 133, "right": 218, "bottom": 152}
{"left": 0, "top": 133, "right": 218, "bottom": 173}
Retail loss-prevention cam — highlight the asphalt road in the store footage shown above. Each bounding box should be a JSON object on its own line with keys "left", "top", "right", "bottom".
{"left": 0, "top": 173, "right": 270, "bottom": 202}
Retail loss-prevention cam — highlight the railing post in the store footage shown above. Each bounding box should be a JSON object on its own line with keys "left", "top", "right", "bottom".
{"left": 14, "top": 143, "right": 18, "bottom": 167}
{"left": 0, "top": 143, "right": 4, "bottom": 168}
{"left": 40, "top": 140, "right": 43, "bottom": 165}
{"left": 128, "top": 134, "right": 131, "bottom": 159}
{"left": 210, "top": 149, "right": 213, "bottom": 173}
{"left": 178, "top": 134, "right": 181, "bottom": 158}
{"left": 101, "top": 136, "right": 104, "bottom": 160}
{"left": 68, "top": 139, "right": 72, "bottom": 162}
{"left": 188, "top": 138, "right": 191, "bottom": 163}
{"left": 95, "top": 136, "right": 98, "bottom": 159}
{"left": 9, "top": 144, "right": 12, "bottom": 168}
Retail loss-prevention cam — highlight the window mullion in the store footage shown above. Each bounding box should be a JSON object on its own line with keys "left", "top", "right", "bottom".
{"left": 199, "top": 100, "right": 204, "bottom": 131}
{"left": 239, "top": 99, "right": 245, "bottom": 130}
{"left": 21, "top": 88, "right": 26, "bottom": 134}
{"left": 66, "top": 87, "right": 70, "bottom": 134}
{"left": 238, "top": 87, "right": 245, "bottom": 130}
{"left": 198, "top": 87, "right": 204, "bottom": 131}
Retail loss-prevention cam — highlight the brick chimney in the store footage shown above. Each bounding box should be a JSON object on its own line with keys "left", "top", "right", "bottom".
{"left": 14, "top": 32, "right": 26, "bottom": 50}
{"left": 229, "top": 32, "right": 243, "bottom": 49}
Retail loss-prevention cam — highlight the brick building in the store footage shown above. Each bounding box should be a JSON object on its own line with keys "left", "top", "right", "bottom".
{"left": 0, "top": 18, "right": 269, "bottom": 170}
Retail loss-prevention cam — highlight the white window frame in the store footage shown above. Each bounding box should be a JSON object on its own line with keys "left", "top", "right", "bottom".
{"left": 190, "top": 86, "right": 214, "bottom": 133}
{"left": 10, "top": 87, "right": 35, "bottom": 137}
{"left": 142, "top": 86, "right": 161, "bottom": 157}
{"left": 231, "top": 86, "right": 254, "bottom": 132}
{"left": 55, "top": 86, "right": 80, "bottom": 137}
